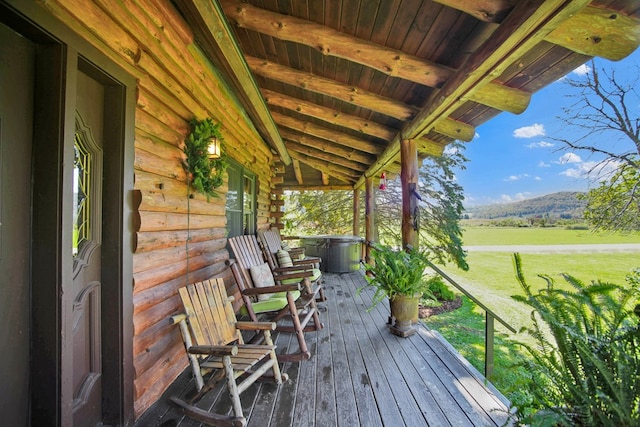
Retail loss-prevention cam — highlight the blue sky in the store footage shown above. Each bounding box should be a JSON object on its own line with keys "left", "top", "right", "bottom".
{"left": 457, "top": 48, "right": 640, "bottom": 207}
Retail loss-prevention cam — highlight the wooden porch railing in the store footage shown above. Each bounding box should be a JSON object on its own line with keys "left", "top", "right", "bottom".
{"left": 426, "top": 261, "right": 516, "bottom": 380}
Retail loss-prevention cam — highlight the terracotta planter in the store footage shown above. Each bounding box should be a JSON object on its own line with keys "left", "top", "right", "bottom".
{"left": 389, "top": 293, "right": 421, "bottom": 337}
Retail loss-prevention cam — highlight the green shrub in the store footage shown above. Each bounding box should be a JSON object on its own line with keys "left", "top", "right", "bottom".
{"left": 423, "top": 274, "right": 456, "bottom": 301}
{"left": 509, "top": 254, "right": 640, "bottom": 426}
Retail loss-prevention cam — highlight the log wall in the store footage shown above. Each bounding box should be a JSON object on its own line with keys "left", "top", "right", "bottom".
{"left": 41, "top": 0, "right": 276, "bottom": 417}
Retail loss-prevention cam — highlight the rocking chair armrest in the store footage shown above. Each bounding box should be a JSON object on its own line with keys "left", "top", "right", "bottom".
{"left": 188, "top": 345, "right": 238, "bottom": 356}
{"left": 292, "top": 258, "right": 319, "bottom": 267}
{"left": 242, "top": 284, "right": 301, "bottom": 296}
{"left": 235, "top": 321, "right": 276, "bottom": 331}
{"left": 170, "top": 313, "right": 187, "bottom": 325}
{"left": 272, "top": 265, "right": 313, "bottom": 274}
{"left": 287, "top": 247, "right": 305, "bottom": 255}
{"left": 273, "top": 270, "right": 313, "bottom": 282}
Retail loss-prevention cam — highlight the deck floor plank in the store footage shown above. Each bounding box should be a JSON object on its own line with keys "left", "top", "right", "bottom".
{"left": 135, "top": 272, "right": 512, "bottom": 427}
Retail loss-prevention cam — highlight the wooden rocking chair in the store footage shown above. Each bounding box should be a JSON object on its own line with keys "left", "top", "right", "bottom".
{"left": 257, "top": 229, "right": 326, "bottom": 302}
{"left": 258, "top": 227, "right": 318, "bottom": 266}
{"left": 227, "top": 234, "right": 323, "bottom": 362}
{"left": 169, "top": 279, "right": 288, "bottom": 427}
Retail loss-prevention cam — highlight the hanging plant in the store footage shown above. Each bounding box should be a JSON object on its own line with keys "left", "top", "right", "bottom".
{"left": 182, "top": 118, "right": 227, "bottom": 199}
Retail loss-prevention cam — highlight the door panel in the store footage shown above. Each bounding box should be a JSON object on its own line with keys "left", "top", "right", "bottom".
{"left": 71, "top": 70, "right": 104, "bottom": 427}
{"left": 0, "top": 22, "right": 34, "bottom": 427}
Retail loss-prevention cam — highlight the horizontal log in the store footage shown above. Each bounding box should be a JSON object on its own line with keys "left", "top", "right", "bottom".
{"left": 280, "top": 129, "right": 375, "bottom": 165}
{"left": 44, "top": 0, "right": 141, "bottom": 68}
{"left": 137, "top": 211, "right": 226, "bottom": 232}
{"left": 229, "top": 0, "right": 530, "bottom": 114}
{"left": 544, "top": 5, "right": 640, "bottom": 61}
{"left": 133, "top": 238, "right": 227, "bottom": 274}
{"left": 281, "top": 185, "right": 354, "bottom": 191}
{"left": 138, "top": 189, "right": 227, "bottom": 216}
{"left": 247, "top": 56, "right": 417, "bottom": 121}
{"left": 133, "top": 311, "right": 176, "bottom": 356}
{"left": 262, "top": 89, "right": 395, "bottom": 141}
{"left": 433, "top": 118, "right": 475, "bottom": 142}
{"left": 133, "top": 250, "right": 229, "bottom": 293}
{"left": 289, "top": 152, "right": 358, "bottom": 183}
{"left": 135, "top": 129, "right": 184, "bottom": 164}
{"left": 139, "top": 0, "right": 195, "bottom": 46}
{"left": 133, "top": 293, "right": 182, "bottom": 337}
{"left": 133, "top": 342, "right": 185, "bottom": 410}
{"left": 134, "top": 227, "right": 226, "bottom": 253}
{"left": 135, "top": 146, "right": 186, "bottom": 181}
{"left": 285, "top": 142, "right": 368, "bottom": 172}
{"left": 433, "top": 0, "right": 516, "bottom": 23}
{"left": 135, "top": 170, "right": 228, "bottom": 201}
{"left": 135, "top": 108, "right": 184, "bottom": 148}
{"left": 272, "top": 112, "right": 384, "bottom": 154}
{"left": 137, "top": 87, "right": 190, "bottom": 139}
{"left": 133, "top": 322, "right": 183, "bottom": 377}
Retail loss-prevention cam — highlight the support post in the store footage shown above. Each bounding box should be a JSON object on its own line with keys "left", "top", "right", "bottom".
{"left": 353, "top": 188, "right": 360, "bottom": 236}
{"left": 365, "top": 176, "right": 375, "bottom": 264}
{"left": 400, "top": 139, "right": 419, "bottom": 249}
{"left": 485, "top": 313, "right": 495, "bottom": 379}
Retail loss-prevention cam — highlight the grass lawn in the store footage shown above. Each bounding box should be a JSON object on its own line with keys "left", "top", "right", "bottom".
{"left": 462, "top": 225, "right": 640, "bottom": 246}
{"left": 422, "top": 227, "right": 640, "bottom": 410}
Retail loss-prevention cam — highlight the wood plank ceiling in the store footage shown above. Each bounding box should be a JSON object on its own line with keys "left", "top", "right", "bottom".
{"left": 182, "top": 0, "right": 640, "bottom": 190}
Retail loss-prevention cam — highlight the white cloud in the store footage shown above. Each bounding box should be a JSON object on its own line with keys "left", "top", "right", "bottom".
{"left": 500, "top": 192, "right": 530, "bottom": 203}
{"left": 558, "top": 152, "right": 582, "bottom": 164}
{"left": 572, "top": 64, "right": 592, "bottom": 76}
{"left": 504, "top": 173, "right": 530, "bottom": 182}
{"left": 526, "top": 140, "right": 554, "bottom": 149}
{"left": 513, "top": 123, "right": 545, "bottom": 138}
{"left": 538, "top": 161, "right": 551, "bottom": 168}
{"left": 561, "top": 160, "right": 622, "bottom": 181}
{"left": 534, "top": 176, "right": 542, "bottom": 181}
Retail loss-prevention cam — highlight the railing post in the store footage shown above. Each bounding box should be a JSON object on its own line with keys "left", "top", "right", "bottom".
{"left": 485, "top": 312, "right": 495, "bottom": 379}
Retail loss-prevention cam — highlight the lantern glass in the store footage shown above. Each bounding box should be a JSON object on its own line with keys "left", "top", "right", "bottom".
{"left": 207, "top": 137, "right": 221, "bottom": 159}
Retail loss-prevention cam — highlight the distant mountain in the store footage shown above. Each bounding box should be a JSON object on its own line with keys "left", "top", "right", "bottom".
{"left": 465, "top": 192, "right": 587, "bottom": 219}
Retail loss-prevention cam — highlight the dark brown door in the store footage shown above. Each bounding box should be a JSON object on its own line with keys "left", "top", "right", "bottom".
{"left": 70, "top": 70, "right": 105, "bottom": 427}
{"left": 0, "top": 22, "right": 34, "bottom": 427}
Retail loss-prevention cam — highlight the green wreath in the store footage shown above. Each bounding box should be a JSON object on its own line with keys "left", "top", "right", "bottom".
{"left": 182, "top": 118, "right": 227, "bottom": 199}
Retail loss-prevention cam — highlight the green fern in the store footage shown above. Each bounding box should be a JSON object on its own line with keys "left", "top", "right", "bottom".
{"left": 510, "top": 254, "right": 640, "bottom": 426}
{"left": 182, "top": 118, "right": 227, "bottom": 199}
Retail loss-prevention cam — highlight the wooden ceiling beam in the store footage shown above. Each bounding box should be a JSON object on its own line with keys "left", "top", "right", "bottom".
{"left": 262, "top": 89, "right": 395, "bottom": 141}
{"left": 285, "top": 141, "right": 369, "bottom": 172}
{"left": 321, "top": 173, "right": 330, "bottom": 186}
{"left": 280, "top": 185, "right": 354, "bottom": 191}
{"left": 248, "top": 56, "right": 416, "bottom": 121}
{"left": 292, "top": 159, "right": 303, "bottom": 185}
{"left": 433, "top": 0, "right": 517, "bottom": 23}
{"left": 222, "top": 0, "right": 530, "bottom": 114}
{"left": 356, "top": 0, "right": 594, "bottom": 189}
{"left": 271, "top": 111, "right": 384, "bottom": 155}
{"left": 544, "top": 5, "right": 640, "bottom": 61}
{"left": 289, "top": 152, "right": 358, "bottom": 183}
{"left": 279, "top": 129, "right": 375, "bottom": 165}
{"left": 438, "top": 1, "right": 640, "bottom": 61}
{"left": 417, "top": 138, "right": 447, "bottom": 157}
{"left": 263, "top": 88, "right": 475, "bottom": 142}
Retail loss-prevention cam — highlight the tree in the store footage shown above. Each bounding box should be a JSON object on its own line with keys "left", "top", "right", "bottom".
{"left": 284, "top": 141, "right": 469, "bottom": 270}
{"left": 555, "top": 60, "right": 640, "bottom": 232}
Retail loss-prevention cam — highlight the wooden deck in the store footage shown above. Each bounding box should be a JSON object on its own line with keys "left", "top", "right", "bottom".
{"left": 136, "top": 272, "right": 512, "bottom": 427}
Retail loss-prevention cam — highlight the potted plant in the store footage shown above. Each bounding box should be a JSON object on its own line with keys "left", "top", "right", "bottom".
{"left": 358, "top": 243, "right": 431, "bottom": 337}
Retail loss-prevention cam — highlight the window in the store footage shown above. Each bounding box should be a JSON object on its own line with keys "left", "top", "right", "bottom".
{"left": 226, "top": 160, "right": 256, "bottom": 237}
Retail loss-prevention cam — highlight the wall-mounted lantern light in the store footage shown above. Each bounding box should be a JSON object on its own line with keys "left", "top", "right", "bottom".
{"left": 207, "top": 137, "right": 221, "bottom": 159}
